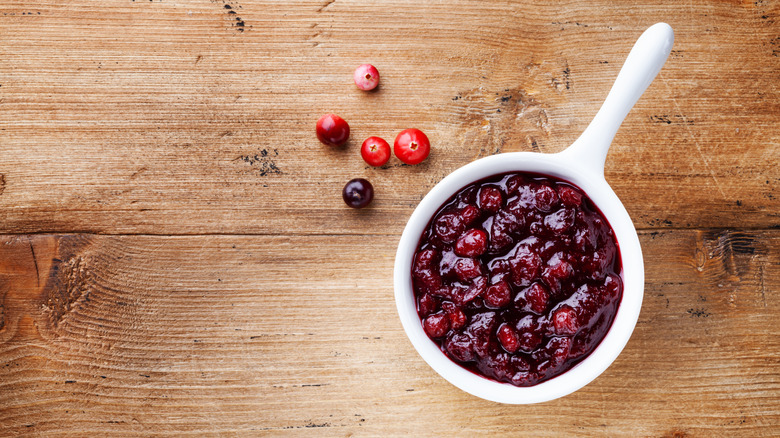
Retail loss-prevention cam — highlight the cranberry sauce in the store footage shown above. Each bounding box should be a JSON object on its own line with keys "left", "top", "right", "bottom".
{"left": 411, "top": 172, "right": 623, "bottom": 387}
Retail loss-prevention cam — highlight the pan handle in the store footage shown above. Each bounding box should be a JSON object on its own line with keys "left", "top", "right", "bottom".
{"left": 559, "top": 23, "right": 674, "bottom": 177}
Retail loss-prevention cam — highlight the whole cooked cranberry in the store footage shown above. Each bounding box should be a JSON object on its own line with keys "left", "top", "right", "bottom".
{"left": 394, "top": 128, "right": 430, "bottom": 165}
{"left": 434, "top": 213, "right": 463, "bottom": 243}
{"left": 353, "top": 64, "right": 380, "bottom": 91}
{"left": 360, "top": 136, "right": 391, "bottom": 167}
{"left": 484, "top": 280, "right": 511, "bottom": 308}
{"left": 478, "top": 186, "right": 503, "bottom": 213}
{"left": 342, "top": 178, "right": 374, "bottom": 209}
{"left": 552, "top": 305, "right": 579, "bottom": 335}
{"left": 548, "top": 337, "right": 573, "bottom": 368}
{"left": 316, "top": 113, "right": 350, "bottom": 147}
{"left": 497, "top": 323, "right": 520, "bottom": 353}
{"left": 455, "top": 229, "right": 488, "bottom": 257}
{"left": 459, "top": 205, "right": 481, "bottom": 226}
{"left": 423, "top": 312, "right": 450, "bottom": 338}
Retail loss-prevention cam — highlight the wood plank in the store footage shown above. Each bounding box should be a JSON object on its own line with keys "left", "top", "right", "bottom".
{"left": 0, "top": 231, "right": 777, "bottom": 436}
{"left": 0, "top": 0, "right": 778, "bottom": 235}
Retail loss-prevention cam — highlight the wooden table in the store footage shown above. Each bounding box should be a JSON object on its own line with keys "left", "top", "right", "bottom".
{"left": 1, "top": 0, "right": 778, "bottom": 436}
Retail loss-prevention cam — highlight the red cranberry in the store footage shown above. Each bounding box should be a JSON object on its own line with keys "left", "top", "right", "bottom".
{"left": 478, "top": 186, "right": 503, "bottom": 213}
{"left": 454, "top": 258, "right": 483, "bottom": 282}
{"left": 505, "top": 175, "right": 527, "bottom": 195}
{"left": 497, "top": 323, "right": 520, "bottom": 353}
{"left": 423, "top": 312, "right": 450, "bottom": 338}
{"left": 353, "top": 64, "right": 380, "bottom": 91}
{"left": 434, "top": 213, "right": 463, "bottom": 243}
{"left": 553, "top": 305, "right": 579, "bottom": 335}
{"left": 342, "top": 178, "right": 374, "bottom": 208}
{"left": 394, "top": 128, "right": 430, "bottom": 165}
{"left": 459, "top": 205, "right": 481, "bottom": 226}
{"left": 455, "top": 229, "right": 487, "bottom": 257}
{"left": 484, "top": 280, "right": 511, "bottom": 308}
{"left": 547, "top": 337, "right": 573, "bottom": 368}
{"left": 360, "top": 136, "right": 390, "bottom": 167}
{"left": 442, "top": 302, "right": 467, "bottom": 329}
{"left": 316, "top": 113, "right": 350, "bottom": 147}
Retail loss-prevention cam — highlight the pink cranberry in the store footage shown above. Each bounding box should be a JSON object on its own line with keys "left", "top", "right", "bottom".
{"left": 353, "top": 64, "right": 380, "bottom": 91}
{"left": 484, "top": 280, "right": 511, "bottom": 308}
{"left": 423, "top": 312, "right": 450, "bottom": 338}
{"left": 497, "top": 324, "right": 520, "bottom": 353}
{"left": 316, "top": 113, "right": 350, "bottom": 147}
{"left": 478, "top": 186, "right": 503, "bottom": 213}
{"left": 553, "top": 305, "right": 579, "bottom": 335}
{"left": 455, "top": 229, "right": 487, "bottom": 257}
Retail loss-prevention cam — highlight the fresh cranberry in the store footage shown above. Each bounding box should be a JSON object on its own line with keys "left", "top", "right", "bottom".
{"left": 360, "top": 136, "right": 390, "bottom": 167}
{"left": 497, "top": 324, "right": 520, "bottom": 353}
{"left": 353, "top": 64, "right": 380, "bottom": 91}
{"left": 478, "top": 186, "right": 503, "bottom": 213}
{"left": 455, "top": 229, "right": 487, "bottom": 257}
{"left": 394, "top": 128, "right": 430, "bottom": 165}
{"left": 484, "top": 280, "right": 511, "bottom": 308}
{"left": 553, "top": 305, "right": 579, "bottom": 335}
{"left": 423, "top": 312, "right": 450, "bottom": 338}
{"left": 342, "top": 178, "right": 373, "bottom": 209}
{"left": 316, "top": 113, "right": 350, "bottom": 147}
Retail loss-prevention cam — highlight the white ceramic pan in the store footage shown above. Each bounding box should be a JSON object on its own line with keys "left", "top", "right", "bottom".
{"left": 394, "top": 23, "right": 674, "bottom": 404}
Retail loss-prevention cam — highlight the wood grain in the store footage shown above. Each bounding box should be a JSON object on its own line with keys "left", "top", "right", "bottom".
{"left": 0, "top": 232, "right": 778, "bottom": 436}
{"left": 0, "top": 0, "right": 778, "bottom": 436}
{"left": 0, "top": 0, "right": 777, "bottom": 234}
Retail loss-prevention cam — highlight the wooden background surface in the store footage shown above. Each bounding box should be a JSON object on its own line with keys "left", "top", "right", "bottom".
{"left": 1, "top": 0, "right": 778, "bottom": 436}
